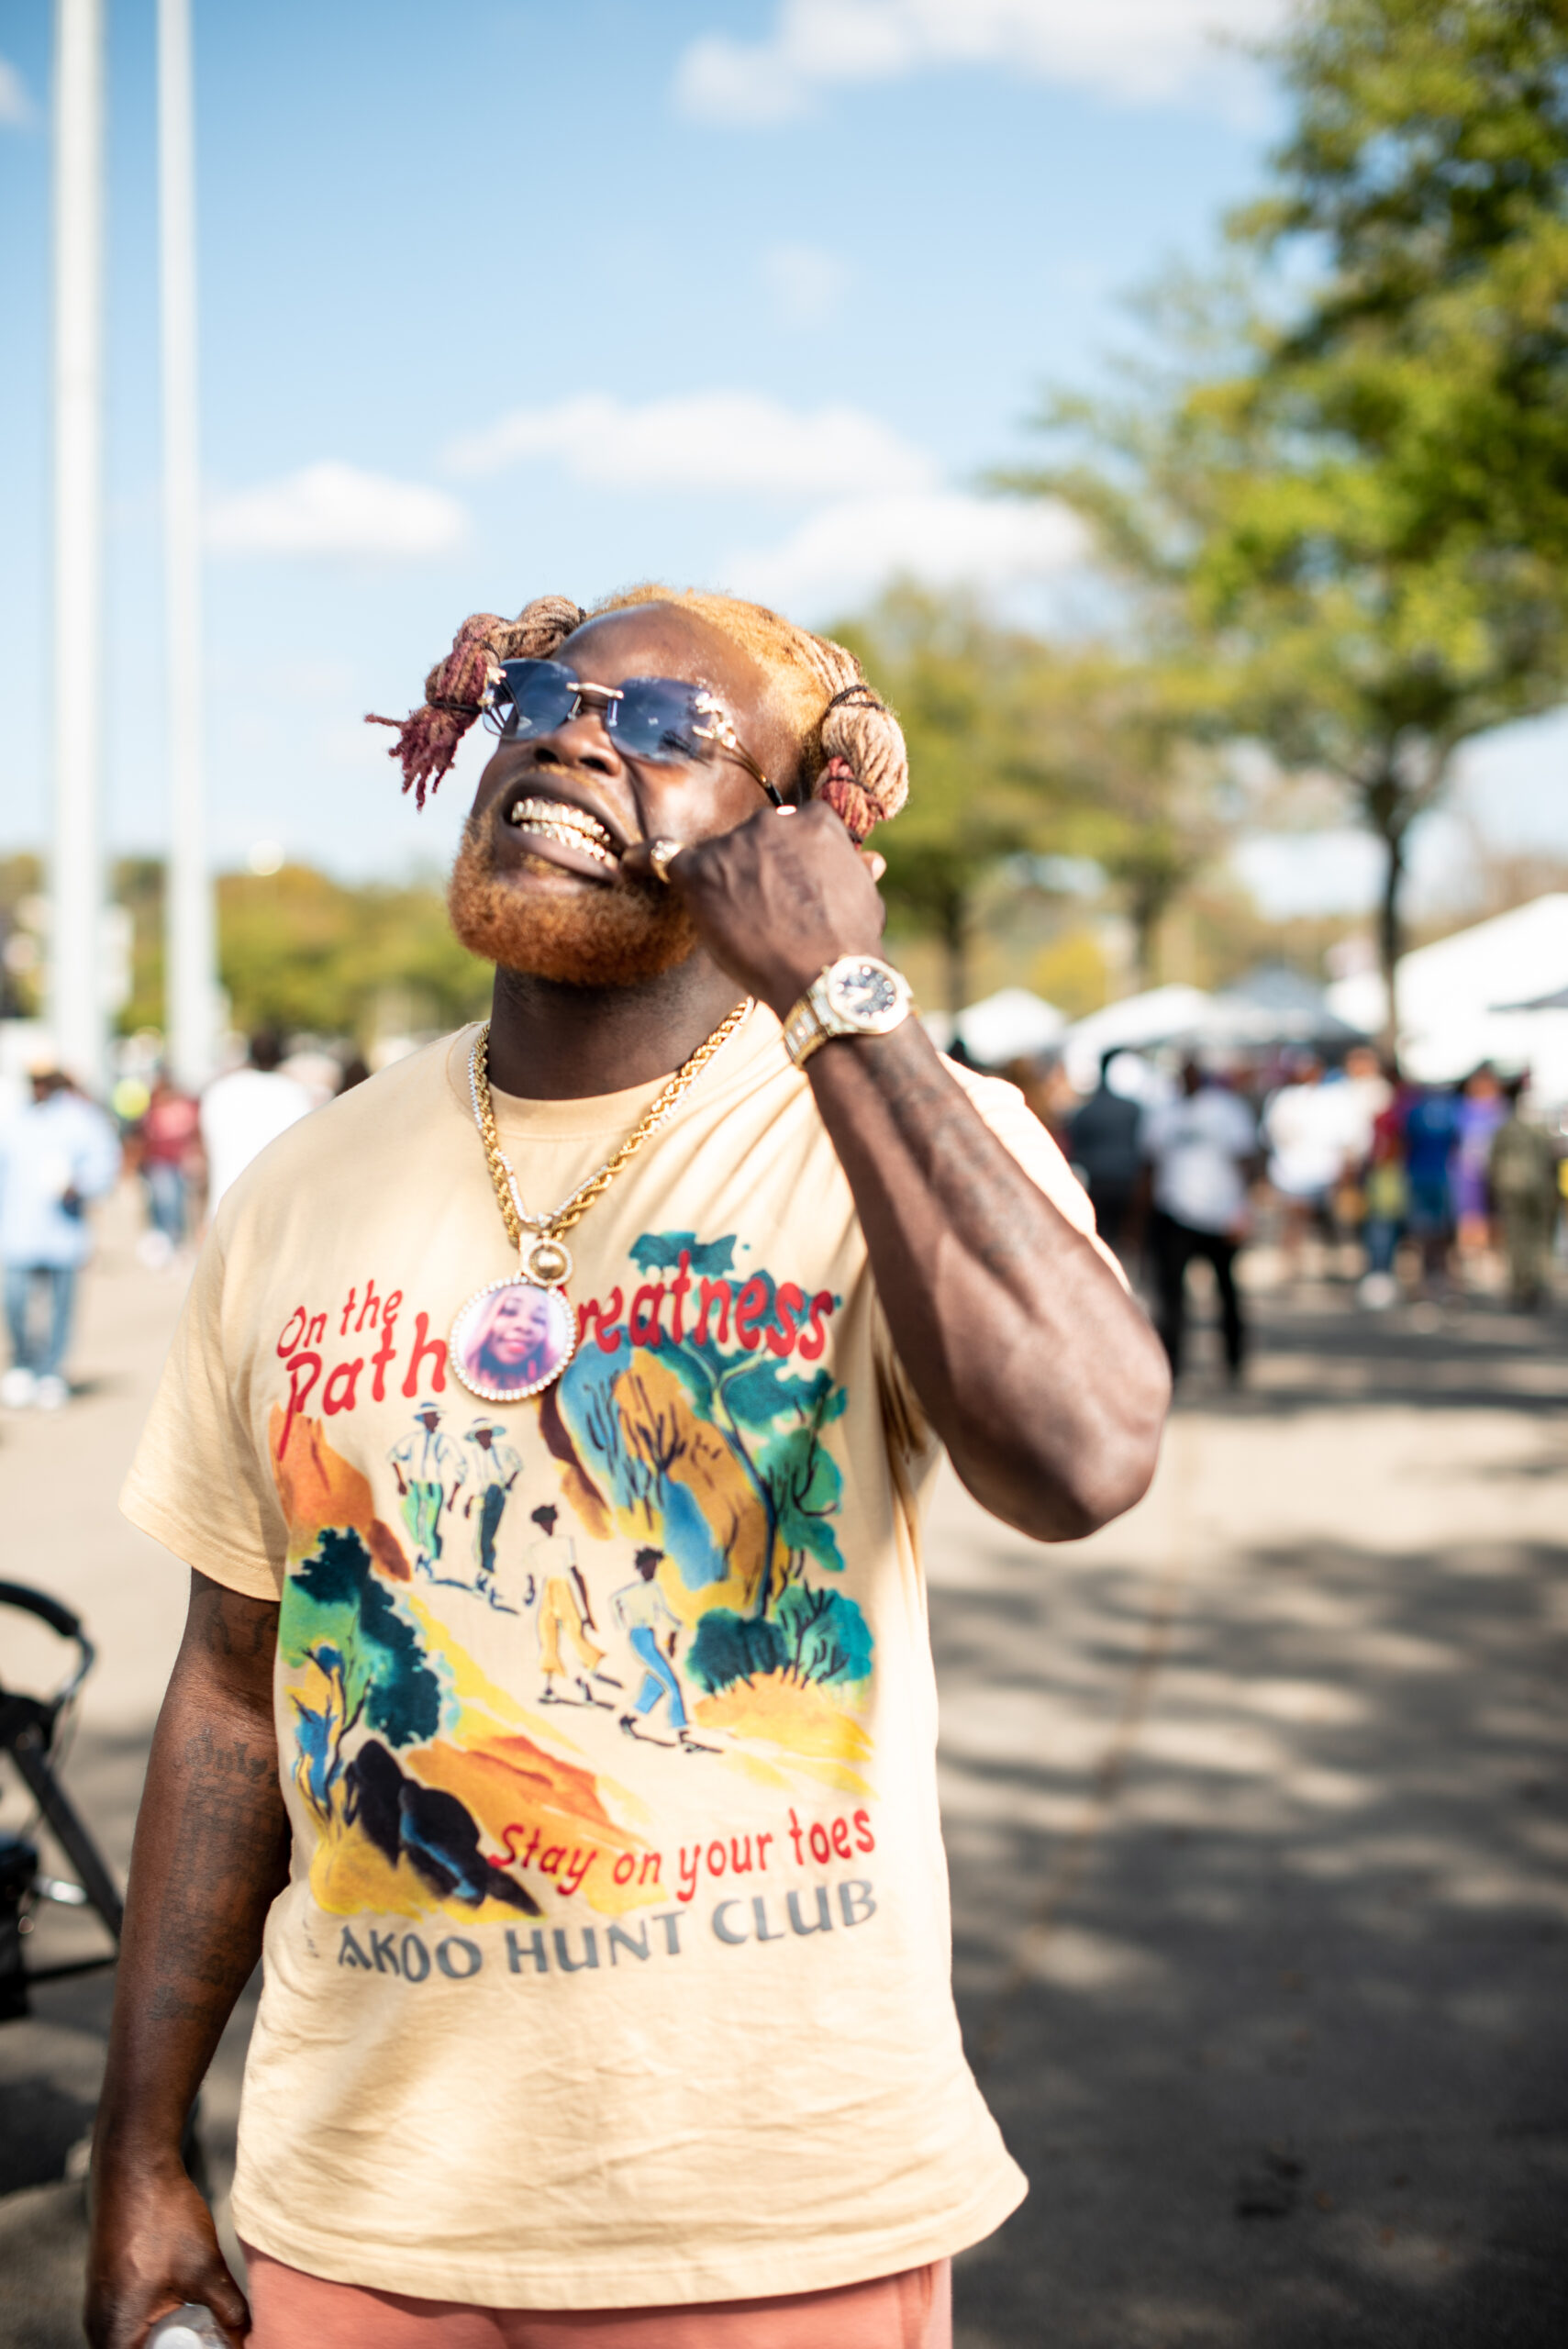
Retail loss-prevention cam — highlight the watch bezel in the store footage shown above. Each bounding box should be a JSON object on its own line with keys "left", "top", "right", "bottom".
{"left": 819, "top": 954, "right": 910, "bottom": 1035}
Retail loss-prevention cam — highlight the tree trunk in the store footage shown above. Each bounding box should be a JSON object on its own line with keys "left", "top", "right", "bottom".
{"left": 1131, "top": 893, "right": 1160, "bottom": 991}
{"left": 1360, "top": 746, "right": 1451, "bottom": 1074}
{"left": 1376, "top": 822, "right": 1405, "bottom": 1068}
{"left": 941, "top": 891, "right": 970, "bottom": 1029}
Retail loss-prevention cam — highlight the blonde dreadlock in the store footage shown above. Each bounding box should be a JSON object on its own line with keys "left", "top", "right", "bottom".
{"left": 365, "top": 584, "right": 908, "bottom": 841}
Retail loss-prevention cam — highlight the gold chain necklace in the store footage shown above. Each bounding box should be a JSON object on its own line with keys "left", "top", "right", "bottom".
{"left": 449, "top": 999, "right": 752, "bottom": 1404}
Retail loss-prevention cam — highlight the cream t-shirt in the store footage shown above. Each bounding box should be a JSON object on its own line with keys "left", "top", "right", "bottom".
{"left": 123, "top": 1008, "right": 1100, "bottom": 2309}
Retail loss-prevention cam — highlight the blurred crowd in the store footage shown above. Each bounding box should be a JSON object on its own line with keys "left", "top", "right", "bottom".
{"left": 1040, "top": 1043, "right": 1566, "bottom": 1386}
{"left": 0, "top": 1033, "right": 366, "bottom": 1414}
{"left": 3, "top": 1019, "right": 1562, "bottom": 1414}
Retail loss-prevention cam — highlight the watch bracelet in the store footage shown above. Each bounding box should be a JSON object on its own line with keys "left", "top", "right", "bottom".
{"left": 782, "top": 957, "right": 912, "bottom": 1069}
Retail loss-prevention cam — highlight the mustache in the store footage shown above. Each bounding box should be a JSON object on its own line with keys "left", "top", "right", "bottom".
{"left": 448, "top": 815, "right": 697, "bottom": 987}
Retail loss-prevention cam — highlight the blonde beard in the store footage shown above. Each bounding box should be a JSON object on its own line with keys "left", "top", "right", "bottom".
{"left": 447, "top": 816, "right": 699, "bottom": 986}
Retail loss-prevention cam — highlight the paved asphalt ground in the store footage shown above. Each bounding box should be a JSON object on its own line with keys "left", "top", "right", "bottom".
{"left": 1, "top": 1193, "right": 1564, "bottom": 2346}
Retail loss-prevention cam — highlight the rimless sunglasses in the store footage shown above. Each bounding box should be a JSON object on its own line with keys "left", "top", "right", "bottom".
{"left": 484, "top": 658, "right": 782, "bottom": 807}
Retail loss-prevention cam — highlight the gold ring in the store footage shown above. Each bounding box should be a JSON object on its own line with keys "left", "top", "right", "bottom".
{"left": 648, "top": 838, "right": 683, "bottom": 885}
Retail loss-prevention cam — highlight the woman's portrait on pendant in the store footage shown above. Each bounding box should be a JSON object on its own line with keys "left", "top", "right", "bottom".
{"left": 450, "top": 1278, "right": 576, "bottom": 1401}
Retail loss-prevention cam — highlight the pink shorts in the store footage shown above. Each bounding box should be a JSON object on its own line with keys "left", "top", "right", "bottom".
{"left": 240, "top": 2244, "right": 951, "bottom": 2349}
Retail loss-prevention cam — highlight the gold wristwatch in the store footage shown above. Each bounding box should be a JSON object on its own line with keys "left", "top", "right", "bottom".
{"left": 782, "top": 954, "right": 915, "bottom": 1068}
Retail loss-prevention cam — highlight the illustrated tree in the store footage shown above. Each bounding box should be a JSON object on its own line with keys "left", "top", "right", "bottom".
{"left": 554, "top": 1232, "right": 873, "bottom": 1700}
{"left": 280, "top": 1527, "right": 442, "bottom": 1820}
{"left": 1004, "top": 0, "right": 1568, "bottom": 1045}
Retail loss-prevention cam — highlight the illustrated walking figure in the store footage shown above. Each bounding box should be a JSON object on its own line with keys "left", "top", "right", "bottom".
{"left": 462, "top": 1417, "right": 522, "bottom": 1608}
{"left": 388, "top": 1402, "right": 465, "bottom": 1577}
{"left": 520, "top": 1505, "right": 618, "bottom": 1707}
{"left": 613, "top": 1547, "right": 708, "bottom": 1751}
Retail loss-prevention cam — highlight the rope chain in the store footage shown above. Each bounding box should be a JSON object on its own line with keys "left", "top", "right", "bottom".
{"left": 469, "top": 1000, "right": 752, "bottom": 1252}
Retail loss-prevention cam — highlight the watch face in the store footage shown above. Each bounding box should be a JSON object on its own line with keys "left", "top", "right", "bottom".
{"left": 827, "top": 958, "right": 905, "bottom": 1029}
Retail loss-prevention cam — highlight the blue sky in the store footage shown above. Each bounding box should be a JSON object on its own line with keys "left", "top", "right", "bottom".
{"left": 1, "top": 0, "right": 1561, "bottom": 905}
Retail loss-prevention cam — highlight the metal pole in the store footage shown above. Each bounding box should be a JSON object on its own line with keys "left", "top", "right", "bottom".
{"left": 50, "top": 0, "right": 106, "bottom": 1096}
{"left": 158, "top": 0, "right": 215, "bottom": 1091}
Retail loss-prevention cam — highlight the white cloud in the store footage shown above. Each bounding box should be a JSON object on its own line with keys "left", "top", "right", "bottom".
{"left": 206, "top": 462, "right": 468, "bottom": 559}
{"left": 728, "top": 488, "right": 1086, "bottom": 619}
{"left": 762, "top": 240, "right": 851, "bottom": 328}
{"left": 0, "top": 57, "right": 33, "bottom": 127}
{"left": 676, "top": 0, "right": 1282, "bottom": 123}
{"left": 442, "top": 389, "right": 934, "bottom": 497}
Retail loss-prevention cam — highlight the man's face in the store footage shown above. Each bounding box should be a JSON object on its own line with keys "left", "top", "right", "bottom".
{"left": 448, "top": 607, "right": 803, "bottom": 986}
{"left": 488, "top": 1286, "right": 551, "bottom": 1366}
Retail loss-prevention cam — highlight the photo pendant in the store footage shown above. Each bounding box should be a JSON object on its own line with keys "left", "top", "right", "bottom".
{"left": 450, "top": 1246, "right": 578, "bottom": 1404}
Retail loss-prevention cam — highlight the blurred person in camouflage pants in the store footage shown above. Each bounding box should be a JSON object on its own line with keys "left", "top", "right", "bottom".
{"left": 1489, "top": 1079, "right": 1561, "bottom": 1309}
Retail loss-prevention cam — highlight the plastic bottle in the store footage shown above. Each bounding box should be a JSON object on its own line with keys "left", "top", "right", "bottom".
{"left": 146, "top": 2308, "right": 228, "bottom": 2348}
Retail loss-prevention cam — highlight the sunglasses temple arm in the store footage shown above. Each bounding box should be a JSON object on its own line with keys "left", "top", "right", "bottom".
{"left": 734, "top": 747, "right": 784, "bottom": 807}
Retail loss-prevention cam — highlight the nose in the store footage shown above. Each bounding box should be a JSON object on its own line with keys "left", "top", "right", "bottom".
{"left": 530, "top": 707, "right": 620, "bottom": 777}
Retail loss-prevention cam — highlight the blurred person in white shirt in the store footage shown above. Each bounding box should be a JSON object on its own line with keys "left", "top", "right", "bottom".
{"left": 1264, "top": 1052, "right": 1365, "bottom": 1275}
{"left": 0, "top": 1068, "right": 122, "bottom": 1408}
{"left": 1339, "top": 1043, "right": 1393, "bottom": 1163}
{"left": 200, "top": 1032, "right": 313, "bottom": 1218}
{"left": 1140, "top": 1059, "right": 1259, "bottom": 1384}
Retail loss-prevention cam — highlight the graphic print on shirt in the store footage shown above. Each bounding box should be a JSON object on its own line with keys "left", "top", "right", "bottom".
{"left": 271, "top": 1230, "right": 876, "bottom": 1933}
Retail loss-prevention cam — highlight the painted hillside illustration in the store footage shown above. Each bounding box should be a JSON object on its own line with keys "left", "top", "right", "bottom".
{"left": 269, "top": 1230, "right": 876, "bottom": 1926}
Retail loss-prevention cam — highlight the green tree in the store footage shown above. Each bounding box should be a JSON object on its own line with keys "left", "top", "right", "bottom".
{"left": 1006, "top": 0, "right": 1568, "bottom": 1045}
{"left": 217, "top": 864, "right": 490, "bottom": 1041}
{"left": 834, "top": 588, "right": 1077, "bottom": 1018}
{"left": 0, "top": 854, "right": 43, "bottom": 1019}
{"left": 1029, "top": 651, "right": 1231, "bottom": 987}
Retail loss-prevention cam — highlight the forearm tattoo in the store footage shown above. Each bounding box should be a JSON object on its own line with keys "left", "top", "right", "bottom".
{"left": 143, "top": 1586, "right": 287, "bottom": 2026}
{"left": 830, "top": 1032, "right": 1066, "bottom": 1283}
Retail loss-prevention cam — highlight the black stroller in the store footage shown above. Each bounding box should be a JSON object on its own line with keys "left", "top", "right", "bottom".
{"left": 0, "top": 1578, "right": 123, "bottom": 2021}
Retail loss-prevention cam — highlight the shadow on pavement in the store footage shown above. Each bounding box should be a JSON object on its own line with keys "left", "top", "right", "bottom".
{"left": 941, "top": 1293, "right": 1567, "bottom": 2345}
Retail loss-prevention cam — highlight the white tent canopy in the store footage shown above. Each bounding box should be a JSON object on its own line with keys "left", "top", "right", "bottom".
{"left": 1061, "top": 985, "right": 1215, "bottom": 1091}
{"left": 1060, "top": 970, "right": 1364, "bottom": 1092}
{"left": 923, "top": 986, "right": 1065, "bottom": 1065}
{"left": 1326, "top": 894, "right": 1568, "bottom": 1099}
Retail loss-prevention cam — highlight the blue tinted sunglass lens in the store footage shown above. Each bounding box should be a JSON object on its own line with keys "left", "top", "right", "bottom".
{"left": 495, "top": 660, "right": 580, "bottom": 738}
{"left": 613, "top": 681, "right": 708, "bottom": 763}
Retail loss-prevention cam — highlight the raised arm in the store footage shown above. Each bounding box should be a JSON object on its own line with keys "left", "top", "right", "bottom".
{"left": 639, "top": 805, "right": 1170, "bottom": 1541}
{"left": 87, "top": 1572, "right": 289, "bottom": 2349}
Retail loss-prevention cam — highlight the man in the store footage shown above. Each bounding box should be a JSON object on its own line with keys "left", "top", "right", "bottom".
{"left": 1402, "top": 1081, "right": 1462, "bottom": 1293}
{"left": 92, "top": 586, "right": 1167, "bottom": 2348}
{"left": 1489, "top": 1078, "right": 1561, "bottom": 1309}
{"left": 520, "top": 1502, "right": 615, "bottom": 1704}
{"left": 1067, "top": 1049, "right": 1145, "bottom": 1260}
{"left": 198, "top": 1030, "right": 312, "bottom": 1217}
{"left": 0, "top": 1068, "right": 120, "bottom": 1411}
{"left": 136, "top": 1072, "right": 202, "bottom": 1265}
{"left": 1141, "top": 1057, "right": 1258, "bottom": 1383}
{"left": 612, "top": 1544, "right": 695, "bottom": 1746}
{"left": 389, "top": 1401, "right": 464, "bottom": 1575}
{"left": 1262, "top": 1052, "right": 1354, "bottom": 1275}
{"left": 463, "top": 1416, "right": 523, "bottom": 1598}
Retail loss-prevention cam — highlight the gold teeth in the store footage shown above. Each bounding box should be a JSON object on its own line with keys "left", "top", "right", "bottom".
{"left": 506, "top": 797, "right": 618, "bottom": 867}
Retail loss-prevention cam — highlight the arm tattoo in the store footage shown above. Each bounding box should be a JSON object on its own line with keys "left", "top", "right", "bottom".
{"left": 855, "top": 1038, "right": 1060, "bottom": 1282}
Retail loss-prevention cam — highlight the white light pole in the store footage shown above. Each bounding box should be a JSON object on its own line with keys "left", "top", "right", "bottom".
{"left": 50, "top": 0, "right": 106, "bottom": 1095}
{"left": 159, "top": 0, "right": 216, "bottom": 1090}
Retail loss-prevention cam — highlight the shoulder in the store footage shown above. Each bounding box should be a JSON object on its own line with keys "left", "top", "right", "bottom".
{"left": 212, "top": 1032, "right": 471, "bottom": 1228}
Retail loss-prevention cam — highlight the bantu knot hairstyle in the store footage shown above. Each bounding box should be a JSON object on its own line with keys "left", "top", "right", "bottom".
{"left": 365, "top": 584, "right": 908, "bottom": 840}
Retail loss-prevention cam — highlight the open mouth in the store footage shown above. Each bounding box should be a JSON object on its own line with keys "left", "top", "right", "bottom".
{"left": 503, "top": 795, "right": 620, "bottom": 870}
